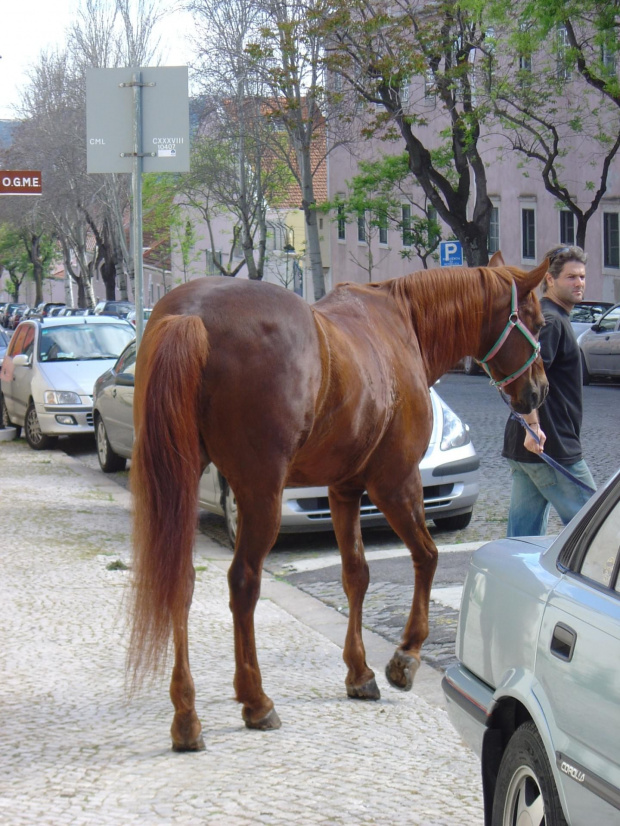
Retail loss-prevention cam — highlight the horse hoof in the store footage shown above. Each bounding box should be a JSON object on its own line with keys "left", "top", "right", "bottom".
{"left": 243, "top": 706, "right": 282, "bottom": 731}
{"left": 385, "top": 650, "right": 420, "bottom": 691}
{"left": 347, "top": 677, "right": 381, "bottom": 700}
{"left": 172, "top": 733, "right": 206, "bottom": 752}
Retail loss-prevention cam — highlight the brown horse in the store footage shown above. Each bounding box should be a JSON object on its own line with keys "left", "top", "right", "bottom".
{"left": 129, "top": 255, "right": 548, "bottom": 751}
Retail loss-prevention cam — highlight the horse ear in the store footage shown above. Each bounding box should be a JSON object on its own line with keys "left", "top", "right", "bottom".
{"left": 520, "top": 258, "right": 549, "bottom": 293}
{"left": 488, "top": 251, "right": 505, "bottom": 266}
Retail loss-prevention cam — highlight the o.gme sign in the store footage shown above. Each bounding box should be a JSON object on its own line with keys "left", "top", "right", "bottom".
{"left": 0, "top": 171, "right": 43, "bottom": 195}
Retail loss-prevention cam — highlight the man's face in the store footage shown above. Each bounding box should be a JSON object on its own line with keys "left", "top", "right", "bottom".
{"left": 545, "top": 260, "right": 586, "bottom": 311}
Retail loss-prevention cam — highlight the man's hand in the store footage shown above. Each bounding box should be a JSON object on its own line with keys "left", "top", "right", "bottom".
{"left": 524, "top": 423, "right": 546, "bottom": 455}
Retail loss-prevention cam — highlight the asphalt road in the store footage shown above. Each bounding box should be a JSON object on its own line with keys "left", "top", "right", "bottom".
{"left": 59, "top": 370, "right": 620, "bottom": 675}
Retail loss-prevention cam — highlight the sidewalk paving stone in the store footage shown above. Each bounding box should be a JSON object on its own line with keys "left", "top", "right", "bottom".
{"left": 0, "top": 439, "right": 483, "bottom": 824}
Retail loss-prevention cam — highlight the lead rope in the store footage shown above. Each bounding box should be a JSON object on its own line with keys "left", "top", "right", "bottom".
{"left": 500, "top": 395, "right": 596, "bottom": 495}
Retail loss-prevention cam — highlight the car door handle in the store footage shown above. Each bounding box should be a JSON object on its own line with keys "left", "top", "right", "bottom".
{"left": 550, "top": 622, "right": 576, "bottom": 662}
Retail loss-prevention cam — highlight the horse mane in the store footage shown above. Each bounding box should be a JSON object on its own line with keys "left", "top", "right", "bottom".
{"left": 379, "top": 265, "right": 514, "bottom": 374}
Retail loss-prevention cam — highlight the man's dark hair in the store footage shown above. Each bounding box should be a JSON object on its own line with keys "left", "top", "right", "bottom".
{"left": 541, "top": 245, "right": 587, "bottom": 293}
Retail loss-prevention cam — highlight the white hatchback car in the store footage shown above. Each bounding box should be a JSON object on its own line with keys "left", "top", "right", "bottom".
{"left": 93, "top": 341, "right": 480, "bottom": 546}
{"left": 0, "top": 316, "right": 135, "bottom": 450}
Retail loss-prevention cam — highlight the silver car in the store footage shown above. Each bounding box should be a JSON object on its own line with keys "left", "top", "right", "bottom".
{"left": 0, "top": 317, "right": 135, "bottom": 450}
{"left": 569, "top": 301, "right": 613, "bottom": 339}
{"left": 93, "top": 341, "right": 480, "bottom": 545}
{"left": 442, "top": 470, "right": 620, "bottom": 825}
{"left": 578, "top": 303, "right": 620, "bottom": 384}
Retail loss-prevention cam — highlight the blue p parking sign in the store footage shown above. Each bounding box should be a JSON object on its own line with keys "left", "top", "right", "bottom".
{"left": 440, "top": 241, "right": 463, "bottom": 266}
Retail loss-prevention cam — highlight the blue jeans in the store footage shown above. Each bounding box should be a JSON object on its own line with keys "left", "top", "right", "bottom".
{"left": 506, "top": 459, "right": 596, "bottom": 537}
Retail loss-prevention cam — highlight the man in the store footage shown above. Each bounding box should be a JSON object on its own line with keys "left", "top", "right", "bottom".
{"left": 502, "top": 245, "right": 596, "bottom": 536}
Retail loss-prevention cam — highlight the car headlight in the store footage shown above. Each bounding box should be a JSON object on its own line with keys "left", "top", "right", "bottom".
{"left": 43, "top": 390, "right": 82, "bottom": 405}
{"left": 440, "top": 399, "right": 471, "bottom": 450}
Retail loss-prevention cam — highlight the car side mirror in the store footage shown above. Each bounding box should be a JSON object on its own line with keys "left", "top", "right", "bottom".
{"left": 590, "top": 323, "right": 601, "bottom": 332}
{"left": 115, "top": 372, "right": 135, "bottom": 387}
{"left": 12, "top": 354, "right": 32, "bottom": 367}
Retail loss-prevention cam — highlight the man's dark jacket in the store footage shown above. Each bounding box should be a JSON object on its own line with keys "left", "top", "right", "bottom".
{"left": 502, "top": 297, "right": 583, "bottom": 466}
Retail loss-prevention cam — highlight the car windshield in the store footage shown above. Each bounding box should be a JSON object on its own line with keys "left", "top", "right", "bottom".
{"left": 569, "top": 305, "right": 608, "bottom": 323}
{"left": 38, "top": 324, "right": 135, "bottom": 362}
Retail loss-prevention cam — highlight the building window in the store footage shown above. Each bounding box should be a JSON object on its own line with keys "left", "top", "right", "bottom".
{"left": 266, "top": 221, "right": 286, "bottom": 251}
{"left": 400, "top": 78, "right": 410, "bottom": 104}
{"left": 337, "top": 205, "right": 346, "bottom": 241}
{"left": 604, "top": 212, "right": 620, "bottom": 268}
{"left": 560, "top": 210, "right": 575, "bottom": 245}
{"left": 357, "top": 212, "right": 366, "bottom": 243}
{"left": 424, "top": 70, "right": 436, "bottom": 102}
{"left": 206, "top": 249, "right": 222, "bottom": 276}
{"left": 557, "top": 26, "right": 572, "bottom": 81}
{"left": 488, "top": 206, "right": 500, "bottom": 254}
{"left": 601, "top": 45, "right": 616, "bottom": 74}
{"left": 402, "top": 204, "right": 412, "bottom": 247}
{"left": 378, "top": 212, "right": 388, "bottom": 245}
{"left": 522, "top": 208, "right": 536, "bottom": 260}
{"left": 519, "top": 54, "right": 532, "bottom": 72}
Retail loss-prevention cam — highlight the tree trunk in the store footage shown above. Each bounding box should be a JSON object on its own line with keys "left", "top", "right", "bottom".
{"left": 298, "top": 147, "right": 325, "bottom": 300}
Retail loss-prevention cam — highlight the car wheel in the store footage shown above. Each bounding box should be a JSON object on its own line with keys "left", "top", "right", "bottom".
{"left": 462, "top": 356, "right": 479, "bottom": 375}
{"left": 433, "top": 510, "right": 473, "bottom": 531}
{"left": 1, "top": 394, "right": 21, "bottom": 438}
{"left": 223, "top": 480, "right": 238, "bottom": 549}
{"left": 581, "top": 351, "right": 591, "bottom": 386}
{"left": 95, "top": 416, "right": 127, "bottom": 473}
{"left": 24, "top": 401, "right": 57, "bottom": 450}
{"left": 492, "top": 722, "right": 567, "bottom": 826}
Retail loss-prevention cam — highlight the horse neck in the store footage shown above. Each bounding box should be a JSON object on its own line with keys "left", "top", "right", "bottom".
{"left": 392, "top": 267, "right": 501, "bottom": 384}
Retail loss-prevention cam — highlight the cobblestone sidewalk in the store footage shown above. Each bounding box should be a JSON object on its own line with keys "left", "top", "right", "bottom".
{"left": 0, "top": 440, "right": 483, "bottom": 825}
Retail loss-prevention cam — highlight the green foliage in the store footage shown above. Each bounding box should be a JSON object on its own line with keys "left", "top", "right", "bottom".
{"left": 0, "top": 224, "right": 55, "bottom": 299}
{"left": 321, "top": 152, "right": 441, "bottom": 265}
{"left": 0, "top": 226, "right": 31, "bottom": 281}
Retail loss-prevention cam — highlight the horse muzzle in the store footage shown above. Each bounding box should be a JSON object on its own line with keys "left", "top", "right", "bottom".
{"left": 509, "top": 372, "right": 549, "bottom": 415}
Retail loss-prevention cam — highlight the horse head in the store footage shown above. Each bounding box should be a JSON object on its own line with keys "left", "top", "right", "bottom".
{"left": 481, "top": 256, "right": 549, "bottom": 414}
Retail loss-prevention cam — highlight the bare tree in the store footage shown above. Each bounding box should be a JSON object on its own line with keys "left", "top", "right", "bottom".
{"left": 186, "top": 0, "right": 295, "bottom": 280}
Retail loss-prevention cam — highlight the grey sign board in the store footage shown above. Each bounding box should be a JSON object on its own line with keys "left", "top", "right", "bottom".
{"left": 86, "top": 66, "right": 190, "bottom": 173}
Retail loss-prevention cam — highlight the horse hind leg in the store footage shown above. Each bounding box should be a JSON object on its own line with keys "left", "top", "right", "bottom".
{"left": 328, "top": 487, "right": 380, "bottom": 701}
{"left": 170, "top": 567, "right": 205, "bottom": 751}
{"left": 227, "top": 491, "right": 283, "bottom": 730}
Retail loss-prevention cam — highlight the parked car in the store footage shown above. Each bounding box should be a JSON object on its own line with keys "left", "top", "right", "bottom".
{"left": 0, "top": 328, "right": 10, "bottom": 368}
{"left": 93, "top": 341, "right": 480, "bottom": 545}
{"left": 57, "top": 307, "right": 90, "bottom": 317}
{"left": 126, "top": 308, "right": 153, "bottom": 327}
{"left": 30, "top": 302, "right": 66, "bottom": 320}
{"left": 442, "top": 469, "right": 620, "bottom": 826}
{"left": 93, "top": 300, "right": 134, "bottom": 319}
{"left": 569, "top": 300, "right": 614, "bottom": 338}
{"left": 8, "top": 304, "right": 31, "bottom": 330}
{"left": 0, "top": 316, "right": 135, "bottom": 449}
{"left": 1, "top": 302, "right": 23, "bottom": 328}
{"left": 578, "top": 303, "right": 620, "bottom": 384}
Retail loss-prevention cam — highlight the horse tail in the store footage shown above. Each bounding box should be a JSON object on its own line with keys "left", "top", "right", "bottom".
{"left": 128, "top": 314, "right": 209, "bottom": 685}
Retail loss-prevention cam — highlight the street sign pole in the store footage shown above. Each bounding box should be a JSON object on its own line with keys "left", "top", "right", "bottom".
{"left": 130, "top": 71, "right": 145, "bottom": 346}
{"left": 86, "top": 66, "right": 190, "bottom": 347}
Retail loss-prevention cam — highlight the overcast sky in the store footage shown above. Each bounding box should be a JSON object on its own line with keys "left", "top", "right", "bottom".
{"left": 0, "top": 0, "right": 194, "bottom": 120}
